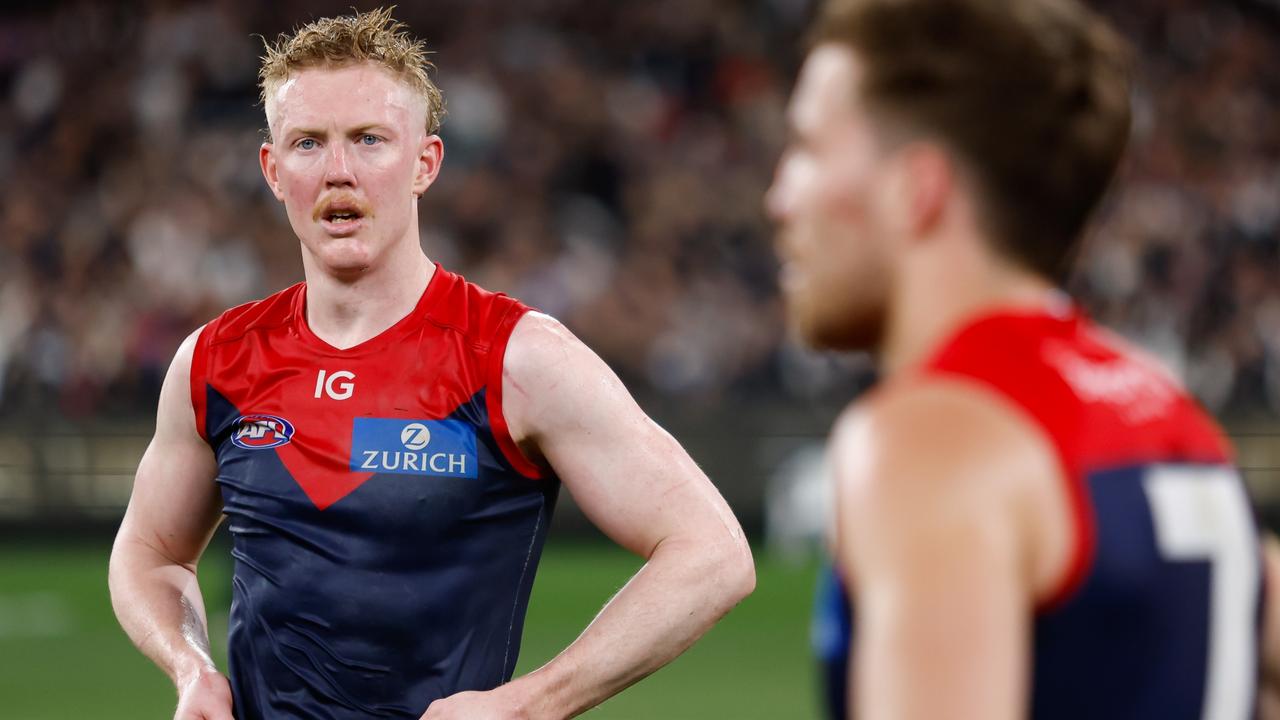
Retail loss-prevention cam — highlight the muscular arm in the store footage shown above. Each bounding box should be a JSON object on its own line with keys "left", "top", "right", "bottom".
{"left": 474, "top": 313, "right": 754, "bottom": 719}
{"left": 833, "top": 381, "right": 1063, "bottom": 720}
{"left": 108, "top": 329, "right": 229, "bottom": 709}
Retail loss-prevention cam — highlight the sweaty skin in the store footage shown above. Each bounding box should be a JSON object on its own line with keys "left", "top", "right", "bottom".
{"left": 110, "top": 60, "right": 754, "bottom": 720}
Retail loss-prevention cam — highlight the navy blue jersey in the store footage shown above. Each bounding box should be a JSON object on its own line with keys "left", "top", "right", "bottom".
{"left": 813, "top": 563, "right": 852, "bottom": 719}
{"left": 818, "top": 307, "right": 1262, "bottom": 719}
{"left": 192, "top": 266, "right": 558, "bottom": 718}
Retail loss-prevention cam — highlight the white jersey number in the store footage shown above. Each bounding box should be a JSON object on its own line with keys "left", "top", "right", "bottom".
{"left": 1144, "top": 466, "right": 1258, "bottom": 720}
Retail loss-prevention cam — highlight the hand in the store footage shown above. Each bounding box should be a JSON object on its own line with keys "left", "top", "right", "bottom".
{"left": 420, "top": 686, "right": 539, "bottom": 720}
{"left": 174, "top": 668, "right": 234, "bottom": 720}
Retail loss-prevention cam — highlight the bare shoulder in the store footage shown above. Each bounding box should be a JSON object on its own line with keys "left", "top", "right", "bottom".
{"left": 501, "top": 311, "right": 638, "bottom": 446}
{"left": 834, "top": 377, "right": 1056, "bottom": 495}
{"left": 167, "top": 325, "right": 206, "bottom": 386}
{"left": 171, "top": 325, "right": 204, "bottom": 376}
{"left": 832, "top": 376, "right": 1066, "bottom": 591}
{"left": 155, "top": 325, "right": 207, "bottom": 437}
{"left": 503, "top": 311, "right": 583, "bottom": 378}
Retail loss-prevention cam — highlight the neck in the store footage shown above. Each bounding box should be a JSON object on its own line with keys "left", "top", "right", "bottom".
{"left": 880, "top": 246, "right": 1058, "bottom": 376}
{"left": 301, "top": 239, "right": 435, "bottom": 350}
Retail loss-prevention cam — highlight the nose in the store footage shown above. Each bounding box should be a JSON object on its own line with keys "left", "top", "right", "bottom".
{"left": 323, "top": 143, "right": 356, "bottom": 188}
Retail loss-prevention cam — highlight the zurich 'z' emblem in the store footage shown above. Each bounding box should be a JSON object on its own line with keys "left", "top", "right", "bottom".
{"left": 230, "top": 414, "right": 295, "bottom": 449}
{"left": 351, "top": 418, "right": 478, "bottom": 478}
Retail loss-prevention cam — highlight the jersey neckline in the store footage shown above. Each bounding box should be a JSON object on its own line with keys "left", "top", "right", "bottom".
{"left": 290, "top": 262, "right": 453, "bottom": 358}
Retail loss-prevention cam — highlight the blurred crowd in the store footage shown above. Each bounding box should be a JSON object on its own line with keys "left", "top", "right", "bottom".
{"left": 0, "top": 0, "right": 1277, "bottom": 420}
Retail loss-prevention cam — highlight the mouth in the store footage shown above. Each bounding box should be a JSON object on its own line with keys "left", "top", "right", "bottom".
{"left": 317, "top": 203, "right": 367, "bottom": 236}
{"left": 774, "top": 236, "right": 800, "bottom": 289}
{"left": 779, "top": 260, "right": 804, "bottom": 293}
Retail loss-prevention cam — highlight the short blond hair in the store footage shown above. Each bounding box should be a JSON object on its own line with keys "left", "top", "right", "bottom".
{"left": 258, "top": 6, "right": 445, "bottom": 136}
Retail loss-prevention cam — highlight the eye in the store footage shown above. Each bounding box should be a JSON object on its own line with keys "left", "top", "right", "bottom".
{"left": 297, "top": 138, "right": 317, "bottom": 151}
{"left": 360, "top": 134, "right": 381, "bottom": 146}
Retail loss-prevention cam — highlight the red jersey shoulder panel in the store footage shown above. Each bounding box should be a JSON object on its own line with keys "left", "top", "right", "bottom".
{"left": 189, "top": 284, "right": 304, "bottom": 441}
{"left": 922, "top": 308, "right": 1230, "bottom": 472}
{"left": 422, "top": 266, "right": 528, "bottom": 349}
{"left": 424, "top": 266, "right": 544, "bottom": 479}
{"left": 205, "top": 283, "right": 304, "bottom": 348}
{"left": 917, "top": 306, "right": 1231, "bottom": 609}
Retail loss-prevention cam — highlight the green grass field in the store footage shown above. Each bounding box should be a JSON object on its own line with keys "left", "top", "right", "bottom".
{"left": 0, "top": 539, "right": 821, "bottom": 719}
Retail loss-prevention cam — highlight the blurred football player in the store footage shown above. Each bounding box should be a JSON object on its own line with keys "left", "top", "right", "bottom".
{"left": 767, "top": 0, "right": 1280, "bottom": 718}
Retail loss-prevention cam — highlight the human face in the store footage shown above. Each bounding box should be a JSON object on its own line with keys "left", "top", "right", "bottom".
{"left": 260, "top": 63, "right": 442, "bottom": 277}
{"left": 766, "top": 45, "right": 896, "bottom": 350}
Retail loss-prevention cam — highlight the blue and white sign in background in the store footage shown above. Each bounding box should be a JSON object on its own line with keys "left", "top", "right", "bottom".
{"left": 350, "top": 418, "right": 479, "bottom": 478}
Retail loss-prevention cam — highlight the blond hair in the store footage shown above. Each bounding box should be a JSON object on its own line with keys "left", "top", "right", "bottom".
{"left": 258, "top": 6, "right": 445, "bottom": 136}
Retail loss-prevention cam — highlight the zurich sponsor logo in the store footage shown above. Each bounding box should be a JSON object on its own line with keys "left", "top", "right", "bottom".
{"left": 350, "top": 418, "right": 478, "bottom": 478}
{"left": 401, "top": 423, "right": 431, "bottom": 450}
{"left": 230, "top": 414, "right": 295, "bottom": 449}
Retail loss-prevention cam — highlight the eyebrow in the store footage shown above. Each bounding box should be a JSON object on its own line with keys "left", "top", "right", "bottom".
{"left": 350, "top": 124, "right": 395, "bottom": 136}
{"left": 285, "top": 124, "right": 396, "bottom": 138}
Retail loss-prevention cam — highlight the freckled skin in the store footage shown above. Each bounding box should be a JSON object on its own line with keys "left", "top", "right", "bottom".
{"left": 259, "top": 64, "right": 437, "bottom": 281}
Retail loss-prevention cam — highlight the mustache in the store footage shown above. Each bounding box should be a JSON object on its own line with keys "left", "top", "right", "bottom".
{"left": 311, "top": 194, "right": 374, "bottom": 222}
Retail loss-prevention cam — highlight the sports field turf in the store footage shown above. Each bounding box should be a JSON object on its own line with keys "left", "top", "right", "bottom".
{"left": 0, "top": 539, "right": 821, "bottom": 719}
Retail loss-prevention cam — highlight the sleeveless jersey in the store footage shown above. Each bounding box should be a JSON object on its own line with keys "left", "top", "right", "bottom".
{"left": 190, "top": 264, "right": 558, "bottom": 719}
{"left": 815, "top": 305, "right": 1262, "bottom": 719}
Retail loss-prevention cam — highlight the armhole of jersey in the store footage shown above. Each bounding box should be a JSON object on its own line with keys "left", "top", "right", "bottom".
{"left": 485, "top": 306, "right": 544, "bottom": 480}
{"left": 189, "top": 322, "right": 213, "bottom": 445}
{"left": 916, "top": 367, "right": 1098, "bottom": 615}
{"left": 952, "top": 374, "right": 1097, "bottom": 614}
{"left": 1034, "top": 452, "right": 1096, "bottom": 614}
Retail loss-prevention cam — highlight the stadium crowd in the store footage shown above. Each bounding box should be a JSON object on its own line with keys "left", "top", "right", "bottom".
{"left": 0, "top": 0, "right": 1277, "bottom": 419}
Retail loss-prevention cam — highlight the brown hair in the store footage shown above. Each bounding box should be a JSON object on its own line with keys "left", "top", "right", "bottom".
{"left": 259, "top": 6, "right": 445, "bottom": 136}
{"left": 812, "top": 0, "right": 1131, "bottom": 278}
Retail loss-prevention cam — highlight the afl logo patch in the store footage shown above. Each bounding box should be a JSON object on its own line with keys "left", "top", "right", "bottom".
{"left": 230, "top": 414, "right": 295, "bottom": 449}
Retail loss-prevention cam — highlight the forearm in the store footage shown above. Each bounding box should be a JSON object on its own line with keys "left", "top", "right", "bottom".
{"left": 108, "top": 536, "right": 217, "bottom": 689}
{"left": 512, "top": 535, "right": 754, "bottom": 719}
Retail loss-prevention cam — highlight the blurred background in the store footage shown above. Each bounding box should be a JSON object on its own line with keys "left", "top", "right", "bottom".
{"left": 1, "top": 0, "right": 1278, "bottom": 717}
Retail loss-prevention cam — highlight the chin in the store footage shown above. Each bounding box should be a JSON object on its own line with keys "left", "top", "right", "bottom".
{"left": 327, "top": 261, "right": 374, "bottom": 277}
{"left": 306, "top": 238, "right": 376, "bottom": 271}
{"left": 322, "top": 249, "right": 371, "bottom": 267}
{"left": 793, "top": 302, "right": 883, "bottom": 352}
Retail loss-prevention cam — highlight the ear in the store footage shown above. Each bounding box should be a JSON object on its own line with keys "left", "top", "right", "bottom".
{"left": 887, "top": 142, "right": 953, "bottom": 242}
{"left": 411, "top": 135, "right": 445, "bottom": 199}
{"left": 260, "top": 143, "right": 285, "bottom": 202}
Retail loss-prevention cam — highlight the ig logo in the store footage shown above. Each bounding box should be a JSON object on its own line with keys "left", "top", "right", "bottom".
{"left": 315, "top": 369, "right": 355, "bottom": 400}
